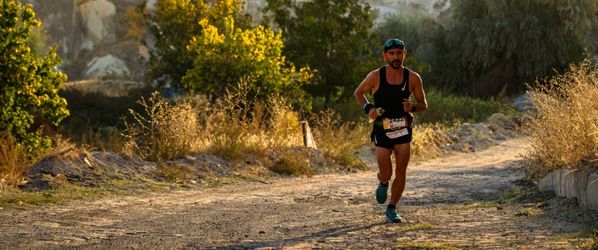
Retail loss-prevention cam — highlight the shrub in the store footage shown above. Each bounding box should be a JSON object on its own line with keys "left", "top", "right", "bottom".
{"left": 0, "top": 0, "right": 69, "bottom": 153}
{"left": 415, "top": 89, "right": 508, "bottom": 125}
{"left": 123, "top": 92, "right": 201, "bottom": 162}
{"left": 525, "top": 60, "right": 598, "bottom": 178}
{"left": 270, "top": 151, "right": 312, "bottom": 176}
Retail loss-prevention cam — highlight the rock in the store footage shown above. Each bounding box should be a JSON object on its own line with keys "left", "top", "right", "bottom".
{"left": 587, "top": 173, "right": 598, "bottom": 211}
{"left": 513, "top": 91, "right": 536, "bottom": 113}
{"left": 84, "top": 55, "right": 131, "bottom": 79}
{"left": 78, "top": 0, "right": 116, "bottom": 42}
{"left": 538, "top": 171, "right": 557, "bottom": 192}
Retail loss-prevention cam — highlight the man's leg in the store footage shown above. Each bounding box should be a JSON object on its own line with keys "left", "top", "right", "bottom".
{"left": 389, "top": 142, "right": 410, "bottom": 206}
{"left": 375, "top": 147, "right": 393, "bottom": 183}
{"left": 384, "top": 142, "right": 410, "bottom": 222}
{"left": 375, "top": 147, "right": 392, "bottom": 204}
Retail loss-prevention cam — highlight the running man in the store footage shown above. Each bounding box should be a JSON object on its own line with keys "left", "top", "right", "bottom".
{"left": 353, "top": 38, "right": 428, "bottom": 222}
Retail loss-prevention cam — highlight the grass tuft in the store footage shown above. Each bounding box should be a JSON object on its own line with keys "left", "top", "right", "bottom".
{"left": 0, "top": 132, "right": 31, "bottom": 191}
{"left": 270, "top": 151, "right": 312, "bottom": 176}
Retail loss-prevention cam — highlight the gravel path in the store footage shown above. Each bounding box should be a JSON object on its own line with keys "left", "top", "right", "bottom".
{"left": 1, "top": 137, "right": 596, "bottom": 249}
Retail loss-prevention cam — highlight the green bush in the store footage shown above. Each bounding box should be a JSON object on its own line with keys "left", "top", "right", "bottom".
{"left": 414, "top": 89, "right": 508, "bottom": 124}
{"left": 0, "top": 0, "right": 69, "bottom": 153}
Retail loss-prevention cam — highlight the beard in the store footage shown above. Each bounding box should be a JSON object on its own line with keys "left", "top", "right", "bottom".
{"left": 389, "top": 60, "right": 402, "bottom": 69}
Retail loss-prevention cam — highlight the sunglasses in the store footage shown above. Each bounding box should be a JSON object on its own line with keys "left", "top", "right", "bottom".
{"left": 383, "top": 39, "right": 405, "bottom": 51}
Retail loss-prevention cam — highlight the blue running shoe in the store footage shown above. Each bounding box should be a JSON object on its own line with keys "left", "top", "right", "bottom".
{"left": 386, "top": 207, "right": 402, "bottom": 223}
{"left": 375, "top": 183, "right": 388, "bottom": 204}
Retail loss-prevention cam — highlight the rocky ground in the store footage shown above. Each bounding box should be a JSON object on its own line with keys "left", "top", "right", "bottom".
{"left": 1, "top": 137, "right": 597, "bottom": 249}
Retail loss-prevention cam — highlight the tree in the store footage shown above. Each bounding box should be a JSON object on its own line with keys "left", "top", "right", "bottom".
{"left": 0, "top": 0, "right": 69, "bottom": 152}
{"left": 146, "top": 0, "right": 250, "bottom": 87}
{"left": 264, "top": 0, "right": 379, "bottom": 104}
{"left": 181, "top": 17, "right": 313, "bottom": 109}
{"left": 427, "top": 0, "right": 598, "bottom": 97}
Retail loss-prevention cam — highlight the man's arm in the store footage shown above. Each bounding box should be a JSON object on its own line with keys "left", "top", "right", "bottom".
{"left": 354, "top": 70, "right": 379, "bottom": 119}
{"left": 410, "top": 72, "right": 427, "bottom": 112}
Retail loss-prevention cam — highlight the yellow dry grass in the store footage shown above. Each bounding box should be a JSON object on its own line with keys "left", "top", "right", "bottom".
{"left": 525, "top": 59, "right": 598, "bottom": 178}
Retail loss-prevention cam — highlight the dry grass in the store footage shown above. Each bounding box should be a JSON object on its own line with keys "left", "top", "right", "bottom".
{"left": 309, "top": 109, "right": 370, "bottom": 170}
{"left": 123, "top": 92, "right": 202, "bottom": 162}
{"left": 0, "top": 132, "right": 31, "bottom": 191}
{"left": 411, "top": 123, "right": 451, "bottom": 159}
{"left": 525, "top": 59, "right": 598, "bottom": 178}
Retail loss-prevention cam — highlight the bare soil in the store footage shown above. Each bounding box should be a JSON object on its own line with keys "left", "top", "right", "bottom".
{"left": 1, "top": 137, "right": 597, "bottom": 249}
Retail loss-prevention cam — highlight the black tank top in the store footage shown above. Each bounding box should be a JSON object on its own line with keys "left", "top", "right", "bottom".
{"left": 374, "top": 66, "right": 411, "bottom": 119}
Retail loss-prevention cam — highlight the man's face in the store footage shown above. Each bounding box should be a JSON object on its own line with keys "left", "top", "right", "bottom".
{"left": 383, "top": 48, "right": 406, "bottom": 69}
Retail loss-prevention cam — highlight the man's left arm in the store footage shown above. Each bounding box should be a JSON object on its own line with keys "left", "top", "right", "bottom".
{"left": 411, "top": 73, "right": 427, "bottom": 113}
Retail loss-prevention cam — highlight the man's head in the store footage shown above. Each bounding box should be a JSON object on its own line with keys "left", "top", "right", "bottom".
{"left": 383, "top": 39, "right": 406, "bottom": 69}
{"left": 383, "top": 38, "right": 405, "bottom": 52}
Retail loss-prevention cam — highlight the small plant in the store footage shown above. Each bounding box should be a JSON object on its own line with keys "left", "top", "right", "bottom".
{"left": 270, "top": 151, "right": 312, "bottom": 176}
{"left": 156, "top": 163, "right": 194, "bottom": 183}
{"left": 123, "top": 92, "right": 201, "bottom": 162}
{"left": 0, "top": 132, "right": 31, "bottom": 191}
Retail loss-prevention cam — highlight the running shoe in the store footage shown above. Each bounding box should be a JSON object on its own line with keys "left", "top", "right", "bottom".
{"left": 375, "top": 183, "right": 388, "bottom": 204}
{"left": 386, "top": 207, "right": 402, "bottom": 223}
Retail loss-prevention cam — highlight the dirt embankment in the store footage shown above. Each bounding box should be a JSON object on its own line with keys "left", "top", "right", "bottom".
{"left": 0, "top": 137, "right": 596, "bottom": 249}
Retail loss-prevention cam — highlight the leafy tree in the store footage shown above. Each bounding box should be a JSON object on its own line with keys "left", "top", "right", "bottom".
{"left": 263, "top": 0, "right": 379, "bottom": 104}
{"left": 146, "top": 0, "right": 250, "bottom": 87}
{"left": 0, "top": 0, "right": 69, "bottom": 152}
{"left": 181, "top": 17, "right": 313, "bottom": 109}
{"left": 427, "top": 0, "right": 598, "bottom": 97}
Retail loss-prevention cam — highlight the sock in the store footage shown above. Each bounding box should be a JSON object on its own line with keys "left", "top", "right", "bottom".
{"left": 380, "top": 182, "right": 389, "bottom": 187}
{"left": 387, "top": 204, "right": 396, "bottom": 210}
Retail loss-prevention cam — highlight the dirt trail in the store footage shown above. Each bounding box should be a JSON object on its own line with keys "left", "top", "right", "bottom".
{"left": 1, "top": 137, "right": 596, "bottom": 249}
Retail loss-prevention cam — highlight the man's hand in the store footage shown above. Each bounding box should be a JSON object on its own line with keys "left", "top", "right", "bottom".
{"left": 369, "top": 107, "right": 384, "bottom": 120}
{"left": 402, "top": 98, "right": 414, "bottom": 112}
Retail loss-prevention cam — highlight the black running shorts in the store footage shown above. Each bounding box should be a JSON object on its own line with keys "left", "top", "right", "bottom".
{"left": 370, "top": 124, "right": 412, "bottom": 149}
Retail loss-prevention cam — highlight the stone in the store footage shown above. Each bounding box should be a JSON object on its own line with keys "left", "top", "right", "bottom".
{"left": 538, "top": 171, "right": 557, "bottom": 192}
{"left": 574, "top": 168, "right": 594, "bottom": 208}
{"left": 586, "top": 173, "right": 598, "bottom": 211}
{"left": 84, "top": 55, "right": 131, "bottom": 79}
{"left": 562, "top": 169, "right": 577, "bottom": 198}
{"left": 78, "top": 0, "right": 116, "bottom": 42}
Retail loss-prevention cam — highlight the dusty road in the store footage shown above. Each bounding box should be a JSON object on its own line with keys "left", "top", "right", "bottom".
{"left": 1, "top": 137, "right": 597, "bottom": 249}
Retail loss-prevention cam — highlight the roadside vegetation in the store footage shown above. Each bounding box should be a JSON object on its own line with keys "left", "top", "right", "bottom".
{"left": 525, "top": 60, "right": 598, "bottom": 178}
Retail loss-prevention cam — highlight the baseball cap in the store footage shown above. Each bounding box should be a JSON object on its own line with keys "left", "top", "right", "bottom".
{"left": 383, "top": 39, "right": 405, "bottom": 52}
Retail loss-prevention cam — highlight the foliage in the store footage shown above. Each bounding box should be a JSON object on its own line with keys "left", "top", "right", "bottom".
{"left": 263, "top": 0, "right": 379, "bottom": 103}
{"left": 415, "top": 89, "right": 508, "bottom": 125}
{"left": 426, "top": 0, "right": 598, "bottom": 97}
{"left": 181, "top": 17, "right": 313, "bottom": 109}
{"left": 0, "top": 0, "right": 69, "bottom": 152}
{"left": 146, "top": 0, "right": 250, "bottom": 87}
{"left": 525, "top": 60, "right": 598, "bottom": 179}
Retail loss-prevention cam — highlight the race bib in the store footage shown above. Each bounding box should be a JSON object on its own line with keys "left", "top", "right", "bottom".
{"left": 385, "top": 128, "right": 409, "bottom": 139}
{"left": 382, "top": 117, "right": 407, "bottom": 130}
{"left": 382, "top": 117, "right": 409, "bottom": 139}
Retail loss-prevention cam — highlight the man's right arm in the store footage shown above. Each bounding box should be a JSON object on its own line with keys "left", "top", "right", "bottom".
{"left": 354, "top": 70, "right": 378, "bottom": 119}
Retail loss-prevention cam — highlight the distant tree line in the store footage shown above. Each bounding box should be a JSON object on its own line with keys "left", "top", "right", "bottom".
{"left": 147, "top": 0, "right": 598, "bottom": 102}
